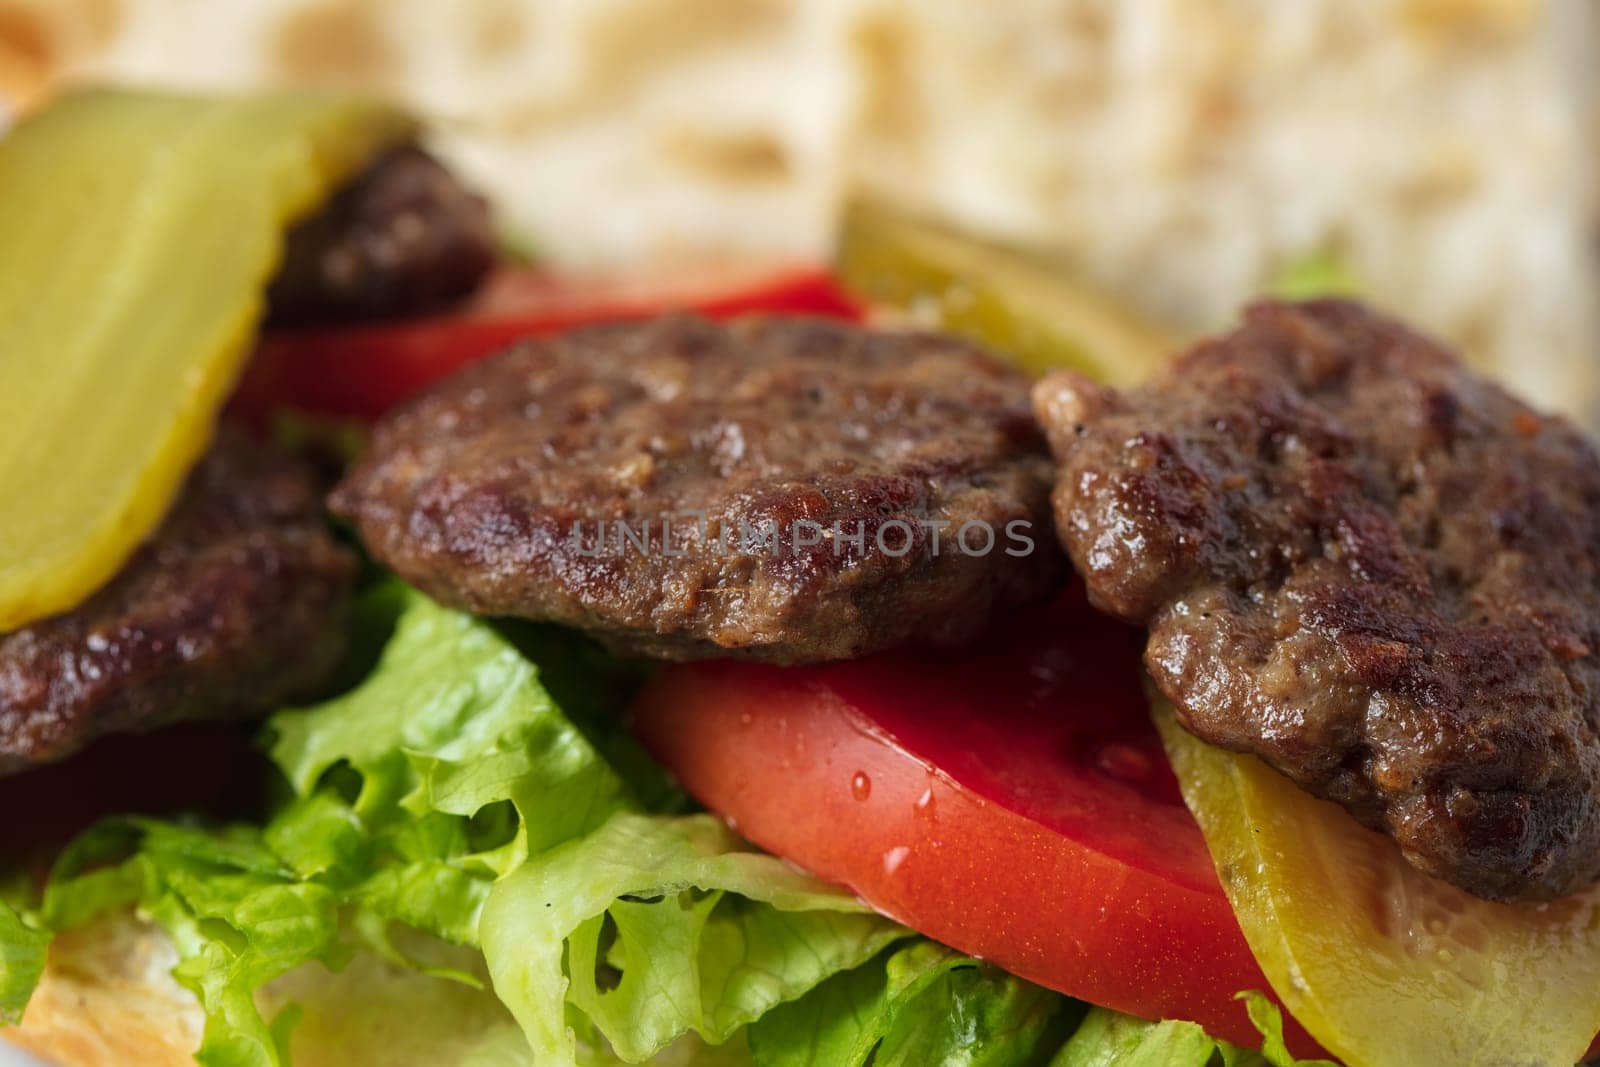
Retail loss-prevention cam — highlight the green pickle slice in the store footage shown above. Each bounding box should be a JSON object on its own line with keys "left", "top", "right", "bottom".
{"left": 0, "top": 89, "right": 413, "bottom": 630}
{"left": 1153, "top": 695, "right": 1600, "bottom": 1067}
{"left": 835, "top": 198, "right": 1178, "bottom": 385}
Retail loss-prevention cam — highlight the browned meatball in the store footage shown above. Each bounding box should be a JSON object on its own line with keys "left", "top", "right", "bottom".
{"left": 267, "top": 145, "right": 495, "bottom": 325}
{"left": 1035, "top": 299, "right": 1600, "bottom": 902}
{"left": 0, "top": 431, "right": 356, "bottom": 774}
{"left": 332, "top": 315, "right": 1065, "bottom": 663}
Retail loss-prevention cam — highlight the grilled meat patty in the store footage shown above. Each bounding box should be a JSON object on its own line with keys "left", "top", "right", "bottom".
{"left": 0, "top": 431, "right": 356, "bottom": 774}
{"left": 1034, "top": 300, "right": 1600, "bottom": 901}
{"left": 267, "top": 145, "right": 496, "bottom": 325}
{"left": 332, "top": 314, "right": 1065, "bottom": 663}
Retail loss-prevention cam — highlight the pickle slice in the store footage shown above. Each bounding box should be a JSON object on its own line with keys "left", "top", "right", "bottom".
{"left": 1153, "top": 696, "right": 1600, "bottom": 1067}
{"left": 835, "top": 198, "right": 1179, "bottom": 385}
{"left": 0, "top": 90, "right": 412, "bottom": 630}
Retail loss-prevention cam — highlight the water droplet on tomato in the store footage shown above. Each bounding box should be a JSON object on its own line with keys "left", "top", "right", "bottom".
{"left": 850, "top": 771, "right": 872, "bottom": 800}
{"left": 738, "top": 711, "right": 753, "bottom": 727}
{"left": 914, "top": 786, "right": 934, "bottom": 813}
{"left": 1094, "top": 741, "right": 1153, "bottom": 785}
{"left": 882, "top": 845, "right": 910, "bottom": 875}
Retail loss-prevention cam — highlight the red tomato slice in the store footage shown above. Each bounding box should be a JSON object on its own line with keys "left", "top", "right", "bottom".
{"left": 630, "top": 586, "right": 1325, "bottom": 1056}
{"left": 232, "top": 263, "right": 862, "bottom": 423}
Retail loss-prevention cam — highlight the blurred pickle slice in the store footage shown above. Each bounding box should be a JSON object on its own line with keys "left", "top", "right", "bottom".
{"left": 1153, "top": 696, "right": 1600, "bottom": 1067}
{"left": 835, "top": 198, "right": 1179, "bottom": 384}
{"left": 0, "top": 89, "right": 412, "bottom": 631}
{"left": 1267, "top": 250, "right": 1363, "bottom": 301}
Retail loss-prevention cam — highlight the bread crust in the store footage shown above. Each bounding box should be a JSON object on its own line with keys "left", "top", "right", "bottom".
{"left": 5, "top": 914, "right": 202, "bottom": 1067}
{"left": 4, "top": 912, "right": 532, "bottom": 1067}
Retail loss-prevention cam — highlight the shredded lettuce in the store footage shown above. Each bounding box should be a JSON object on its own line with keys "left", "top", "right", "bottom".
{"left": 484, "top": 814, "right": 905, "bottom": 1065}
{"left": 32, "top": 818, "right": 347, "bottom": 1064}
{"left": 0, "top": 585, "right": 1339, "bottom": 1066}
{"left": 0, "top": 588, "right": 900, "bottom": 1065}
{"left": 268, "top": 584, "right": 632, "bottom": 871}
{"left": 750, "top": 943, "right": 1334, "bottom": 1067}
{"left": 749, "top": 940, "right": 1066, "bottom": 1067}
{"left": 1049, "top": 1008, "right": 1226, "bottom": 1067}
{"left": 1046, "top": 993, "right": 1335, "bottom": 1067}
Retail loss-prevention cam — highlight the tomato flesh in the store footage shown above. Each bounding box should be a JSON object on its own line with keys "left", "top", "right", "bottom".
{"left": 232, "top": 263, "right": 862, "bottom": 423}
{"left": 630, "top": 586, "right": 1322, "bottom": 1055}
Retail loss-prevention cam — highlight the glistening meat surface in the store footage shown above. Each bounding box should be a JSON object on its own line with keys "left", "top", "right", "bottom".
{"left": 332, "top": 314, "right": 1065, "bottom": 663}
{"left": 0, "top": 431, "right": 356, "bottom": 774}
{"left": 1035, "top": 300, "right": 1600, "bottom": 902}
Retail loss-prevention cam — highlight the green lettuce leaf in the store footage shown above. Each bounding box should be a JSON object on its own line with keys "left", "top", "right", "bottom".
{"left": 482, "top": 813, "right": 906, "bottom": 1065}
{"left": 749, "top": 940, "right": 1067, "bottom": 1067}
{"left": 0, "top": 584, "right": 1345, "bottom": 1067}
{"left": 752, "top": 945, "right": 1337, "bottom": 1067}
{"left": 1236, "top": 993, "right": 1340, "bottom": 1067}
{"left": 1048, "top": 1008, "right": 1229, "bottom": 1067}
{"left": 0, "top": 588, "right": 906, "bottom": 1065}
{"left": 4, "top": 586, "right": 641, "bottom": 1066}
{"left": 268, "top": 586, "right": 633, "bottom": 872}
{"left": 1045, "top": 993, "right": 1337, "bottom": 1067}
{"left": 0, "top": 898, "right": 47, "bottom": 1026}
{"left": 33, "top": 818, "right": 345, "bottom": 1067}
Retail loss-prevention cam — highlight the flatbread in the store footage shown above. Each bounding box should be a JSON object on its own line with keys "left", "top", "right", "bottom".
{"left": 2, "top": 0, "right": 1596, "bottom": 420}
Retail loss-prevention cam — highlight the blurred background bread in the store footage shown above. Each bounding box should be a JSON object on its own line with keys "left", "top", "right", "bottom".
{"left": 1, "top": 0, "right": 1596, "bottom": 420}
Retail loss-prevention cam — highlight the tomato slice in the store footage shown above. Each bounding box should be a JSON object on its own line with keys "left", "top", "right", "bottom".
{"left": 630, "top": 586, "right": 1323, "bottom": 1056}
{"left": 231, "top": 263, "right": 862, "bottom": 422}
